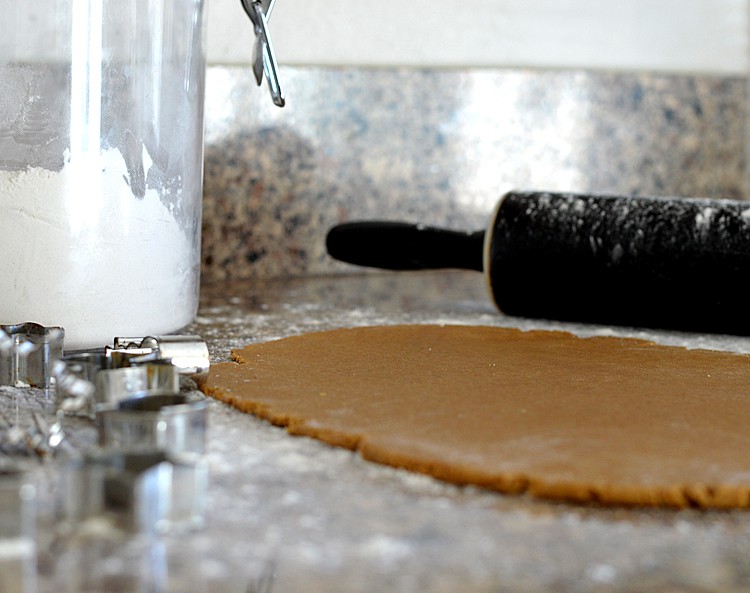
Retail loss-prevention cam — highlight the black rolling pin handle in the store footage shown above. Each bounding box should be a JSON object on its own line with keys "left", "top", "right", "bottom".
{"left": 326, "top": 220, "right": 485, "bottom": 272}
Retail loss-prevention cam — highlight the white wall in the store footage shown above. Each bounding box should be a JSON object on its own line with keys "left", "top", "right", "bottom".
{"left": 207, "top": 0, "right": 748, "bottom": 74}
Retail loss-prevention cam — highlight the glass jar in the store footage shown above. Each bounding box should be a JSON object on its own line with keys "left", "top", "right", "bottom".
{"left": 0, "top": 0, "right": 206, "bottom": 349}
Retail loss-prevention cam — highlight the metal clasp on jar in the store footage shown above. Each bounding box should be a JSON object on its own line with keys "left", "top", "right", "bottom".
{"left": 241, "top": 0, "right": 285, "bottom": 107}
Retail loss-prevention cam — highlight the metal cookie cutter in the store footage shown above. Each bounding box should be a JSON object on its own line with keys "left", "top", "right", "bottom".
{"left": 0, "top": 467, "right": 37, "bottom": 593}
{"left": 55, "top": 335, "right": 208, "bottom": 416}
{"left": 107, "top": 335, "right": 210, "bottom": 383}
{"left": 97, "top": 394, "right": 208, "bottom": 456}
{"left": 95, "top": 358, "right": 180, "bottom": 407}
{"left": 1, "top": 407, "right": 64, "bottom": 458}
{"left": 57, "top": 449, "right": 207, "bottom": 534}
{"left": 241, "top": 0, "right": 285, "bottom": 107}
{"left": 1, "top": 323, "right": 64, "bottom": 388}
{"left": 55, "top": 354, "right": 180, "bottom": 418}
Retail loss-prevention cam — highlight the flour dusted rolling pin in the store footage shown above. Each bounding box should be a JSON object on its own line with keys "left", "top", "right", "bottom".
{"left": 326, "top": 190, "right": 750, "bottom": 335}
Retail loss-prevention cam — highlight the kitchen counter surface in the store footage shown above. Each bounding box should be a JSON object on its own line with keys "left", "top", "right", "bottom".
{"left": 6, "top": 271, "right": 750, "bottom": 592}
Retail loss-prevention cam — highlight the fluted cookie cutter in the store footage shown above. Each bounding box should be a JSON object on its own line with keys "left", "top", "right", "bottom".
{"left": 56, "top": 449, "right": 207, "bottom": 533}
{"left": 1, "top": 323, "right": 64, "bottom": 388}
{"left": 97, "top": 394, "right": 208, "bottom": 455}
{"left": 0, "top": 466, "right": 37, "bottom": 593}
{"left": 107, "top": 335, "right": 210, "bottom": 382}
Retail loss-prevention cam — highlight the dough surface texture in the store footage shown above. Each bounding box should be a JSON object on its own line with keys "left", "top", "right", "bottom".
{"left": 202, "top": 324, "right": 750, "bottom": 508}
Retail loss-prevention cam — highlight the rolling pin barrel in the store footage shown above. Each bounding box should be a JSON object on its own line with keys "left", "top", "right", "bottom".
{"left": 488, "top": 191, "right": 750, "bottom": 334}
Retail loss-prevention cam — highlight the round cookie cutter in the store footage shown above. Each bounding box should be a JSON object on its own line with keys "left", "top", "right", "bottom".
{"left": 96, "top": 394, "right": 208, "bottom": 456}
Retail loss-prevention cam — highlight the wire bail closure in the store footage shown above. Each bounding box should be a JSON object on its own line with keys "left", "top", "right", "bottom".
{"left": 241, "top": 0, "right": 285, "bottom": 107}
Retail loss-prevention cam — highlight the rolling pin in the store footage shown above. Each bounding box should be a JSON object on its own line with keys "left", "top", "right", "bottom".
{"left": 326, "top": 190, "right": 750, "bottom": 335}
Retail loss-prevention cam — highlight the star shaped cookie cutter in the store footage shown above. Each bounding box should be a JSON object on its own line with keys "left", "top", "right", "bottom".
{"left": 241, "top": 0, "right": 285, "bottom": 107}
{"left": 0, "top": 323, "right": 64, "bottom": 389}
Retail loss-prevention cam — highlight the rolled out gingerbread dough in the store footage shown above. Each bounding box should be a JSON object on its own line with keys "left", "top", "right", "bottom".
{"left": 202, "top": 324, "right": 750, "bottom": 508}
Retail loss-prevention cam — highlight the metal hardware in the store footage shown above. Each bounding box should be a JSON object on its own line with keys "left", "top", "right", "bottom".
{"left": 53, "top": 353, "right": 104, "bottom": 416}
{"left": 0, "top": 408, "right": 63, "bottom": 458}
{"left": 95, "top": 359, "right": 180, "bottom": 407}
{"left": 241, "top": 0, "right": 285, "bottom": 107}
{"left": 41, "top": 334, "right": 211, "bottom": 536}
{"left": 0, "top": 323, "right": 64, "bottom": 388}
{"left": 57, "top": 449, "right": 207, "bottom": 533}
{"left": 0, "top": 466, "right": 36, "bottom": 537}
{"left": 97, "top": 394, "right": 208, "bottom": 455}
{"left": 55, "top": 355, "right": 180, "bottom": 418}
{"left": 55, "top": 335, "right": 208, "bottom": 417}
{"left": 0, "top": 467, "right": 37, "bottom": 593}
{"left": 108, "top": 335, "right": 210, "bottom": 380}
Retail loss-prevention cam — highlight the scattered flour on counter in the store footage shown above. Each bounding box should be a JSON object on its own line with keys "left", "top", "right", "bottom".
{"left": 0, "top": 148, "right": 198, "bottom": 349}
{"left": 694, "top": 206, "right": 715, "bottom": 230}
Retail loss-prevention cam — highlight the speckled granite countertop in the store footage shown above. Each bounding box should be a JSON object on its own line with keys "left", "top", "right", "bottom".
{"left": 192, "top": 272, "right": 750, "bottom": 593}
{"left": 6, "top": 271, "right": 750, "bottom": 593}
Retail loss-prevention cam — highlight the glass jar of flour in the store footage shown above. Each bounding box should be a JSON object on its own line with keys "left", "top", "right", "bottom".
{"left": 0, "top": 1, "right": 206, "bottom": 349}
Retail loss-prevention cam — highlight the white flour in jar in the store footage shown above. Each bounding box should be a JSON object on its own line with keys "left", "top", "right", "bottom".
{"left": 0, "top": 148, "right": 198, "bottom": 349}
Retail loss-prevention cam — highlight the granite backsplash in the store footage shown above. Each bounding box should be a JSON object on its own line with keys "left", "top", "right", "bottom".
{"left": 201, "top": 65, "right": 747, "bottom": 282}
